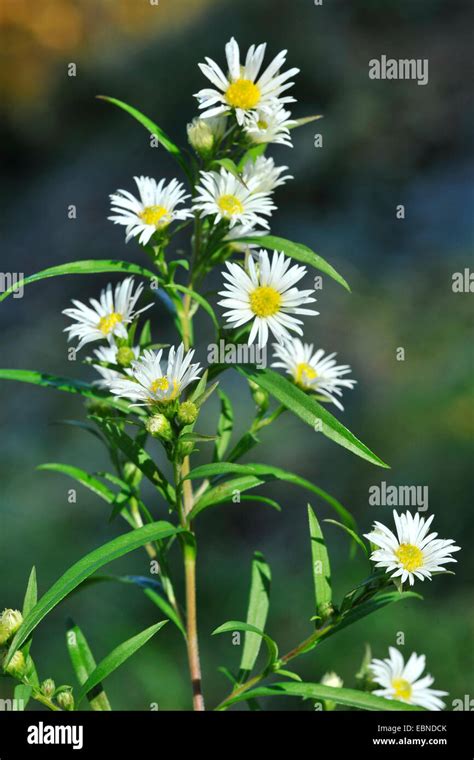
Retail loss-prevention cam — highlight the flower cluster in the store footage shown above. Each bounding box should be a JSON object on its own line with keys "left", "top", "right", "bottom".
{"left": 85, "top": 39, "right": 355, "bottom": 411}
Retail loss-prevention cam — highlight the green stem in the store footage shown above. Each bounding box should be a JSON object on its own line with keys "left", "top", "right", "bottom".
{"left": 216, "top": 621, "right": 334, "bottom": 710}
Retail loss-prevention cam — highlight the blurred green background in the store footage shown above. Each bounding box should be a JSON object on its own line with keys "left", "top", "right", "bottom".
{"left": 1, "top": 0, "right": 473, "bottom": 710}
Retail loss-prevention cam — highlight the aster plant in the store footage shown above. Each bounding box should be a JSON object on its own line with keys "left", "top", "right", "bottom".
{"left": 0, "top": 37, "right": 460, "bottom": 712}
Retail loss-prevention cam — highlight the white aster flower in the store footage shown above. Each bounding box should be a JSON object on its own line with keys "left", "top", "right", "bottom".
{"left": 63, "top": 278, "right": 152, "bottom": 351}
{"left": 107, "top": 345, "right": 202, "bottom": 406}
{"left": 242, "top": 156, "right": 292, "bottom": 193}
{"left": 243, "top": 104, "right": 296, "bottom": 147}
{"left": 364, "top": 510, "right": 461, "bottom": 586}
{"left": 194, "top": 37, "right": 299, "bottom": 125}
{"left": 108, "top": 176, "right": 193, "bottom": 245}
{"left": 90, "top": 345, "right": 140, "bottom": 388}
{"left": 193, "top": 169, "right": 275, "bottom": 229}
{"left": 369, "top": 647, "right": 448, "bottom": 710}
{"left": 271, "top": 339, "right": 356, "bottom": 411}
{"left": 218, "top": 249, "right": 318, "bottom": 347}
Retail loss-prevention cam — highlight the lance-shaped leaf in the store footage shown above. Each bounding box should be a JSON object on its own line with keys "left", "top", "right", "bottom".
{"left": 93, "top": 419, "right": 175, "bottom": 505}
{"left": 213, "top": 389, "right": 234, "bottom": 462}
{"left": 13, "top": 685, "right": 32, "bottom": 711}
{"left": 22, "top": 567, "right": 37, "bottom": 618}
{"left": 185, "top": 461, "right": 354, "bottom": 528}
{"left": 239, "top": 552, "right": 271, "bottom": 681}
{"left": 324, "top": 518, "right": 369, "bottom": 558}
{"left": 213, "top": 621, "right": 279, "bottom": 673}
{"left": 5, "top": 522, "right": 182, "bottom": 664}
{"left": 0, "top": 369, "right": 141, "bottom": 415}
{"left": 76, "top": 621, "right": 167, "bottom": 706}
{"left": 237, "top": 367, "right": 389, "bottom": 469}
{"left": 219, "top": 681, "right": 423, "bottom": 711}
{"left": 230, "top": 235, "right": 350, "bottom": 292}
{"left": 0, "top": 260, "right": 157, "bottom": 303}
{"left": 166, "top": 283, "right": 219, "bottom": 332}
{"left": 83, "top": 574, "right": 186, "bottom": 639}
{"left": 98, "top": 96, "right": 190, "bottom": 178}
{"left": 37, "top": 463, "right": 135, "bottom": 526}
{"left": 308, "top": 505, "right": 332, "bottom": 621}
{"left": 66, "top": 620, "right": 112, "bottom": 711}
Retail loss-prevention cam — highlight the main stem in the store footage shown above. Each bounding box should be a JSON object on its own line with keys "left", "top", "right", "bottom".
{"left": 183, "top": 538, "right": 204, "bottom": 711}
{"left": 179, "top": 233, "right": 205, "bottom": 710}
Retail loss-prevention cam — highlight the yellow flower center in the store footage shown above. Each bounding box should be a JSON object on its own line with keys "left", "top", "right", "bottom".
{"left": 249, "top": 286, "right": 282, "bottom": 318}
{"left": 218, "top": 194, "right": 244, "bottom": 217}
{"left": 139, "top": 205, "right": 171, "bottom": 228}
{"left": 225, "top": 78, "right": 261, "bottom": 110}
{"left": 98, "top": 312, "right": 122, "bottom": 335}
{"left": 395, "top": 543, "right": 424, "bottom": 572}
{"left": 257, "top": 119, "right": 269, "bottom": 129}
{"left": 294, "top": 362, "right": 318, "bottom": 388}
{"left": 392, "top": 677, "right": 413, "bottom": 701}
{"left": 150, "top": 376, "right": 179, "bottom": 400}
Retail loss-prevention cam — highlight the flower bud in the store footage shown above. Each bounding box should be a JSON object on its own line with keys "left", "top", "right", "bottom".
{"left": 321, "top": 671, "right": 343, "bottom": 689}
{"left": 116, "top": 346, "right": 136, "bottom": 367}
{"left": 187, "top": 118, "right": 215, "bottom": 156}
{"left": 86, "top": 399, "right": 113, "bottom": 417}
{"left": 57, "top": 689, "right": 74, "bottom": 711}
{"left": 2, "top": 650, "right": 26, "bottom": 678}
{"left": 321, "top": 671, "right": 343, "bottom": 711}
{"left": 146, "top": 413, "right": 173, "bottom": 442}
{"left": 0, "top": 623, "right": 11, "bottom": 646}
{"left": 249, "top": 380, "right": 269, "bottom": 412}
{"left": 176, "top": 401, "right": 198, "bottom": 426}
{"left": 1, "top": 609, "right": 23, "bottom": 637}
{"left": 41, "top": 678, "right": 56, "bottom": 698}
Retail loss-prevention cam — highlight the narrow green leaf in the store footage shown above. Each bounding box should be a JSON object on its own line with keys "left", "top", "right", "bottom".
{"left": 231, "top": 235, "right": 350, "bottom": 291}
{"left": 0, "top": 260, "right": 157, "bottom": 303}
{"left": 227, "top": 431, "right": 259, "bottom": 462}
{"left": 237, "top": 368, "right": 389, "bottom": 469}
{"left": 66, "top": 620, "right": 112, "bottom": 711}
{"left": 324, "top": 591, "right": 422, "bottom": 642}
{"left": 22, "top": 567, "right": 37, "bottom": 618}
{"left": 219, "top": 682, "right": 423, "bottom": 711}
{"left": 0, "top": 369, "right": 140, "bottom": 415}
{"left": 213, "top": 621, "right": 278, "bottom": 672}
{"left": 38, "top": 463, "right": 132, "bottom": 516}
{"left": 212, "top": 158, "right": 249, "bottom": 188}
{"left": 239, "top": 552, "right": 271, "bottom": 680}
{"left": 166, "top": 284, "right": 219, "bottom": 332}
{"left": 213, "top": 389, "right": 233, "bottom": 462}
{"left": 77, "top": 621, "right": 167, "bottom": 706}
{"left": 139, "top": 319, "right": 152, "bottom": 348}
{"left": 186, "top": 461, "right": 354, "bottom": 528}
{"left": 6, "top": 522, "right": 182, "bottom": 664}
{"left": 324, "top": 518, "right": 369, "bottom": 557}
{"left": 13, "top": 685, "right": 32, "bottom": 710}
{"left": 51, "top": 419, "right": 106, "bottom": 444}
{"left": 237, "top": 143, "right": 267, "bottom": 169}
{"left": 240, "top": 495, "right": 281, "bottom": 512}
{"left": 308, "top": 505, "right": 332, "bottom": 620}
{"left": 98, "top": 96, "right": 189, "bottom": 176}
{"left": 93, "top": 419, "right": 175, "bottom": 505}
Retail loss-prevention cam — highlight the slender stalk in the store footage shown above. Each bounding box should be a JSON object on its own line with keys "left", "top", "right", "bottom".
{"left": 183, "top": 538, "right": 205, "bottom": 711}
{"left": 216, "top": 622, "right": 334, "bottom": 710}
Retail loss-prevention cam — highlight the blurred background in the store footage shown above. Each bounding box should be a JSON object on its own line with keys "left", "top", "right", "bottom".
{"left": 1, "top": 0, "right": 473, "bottom": 711}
